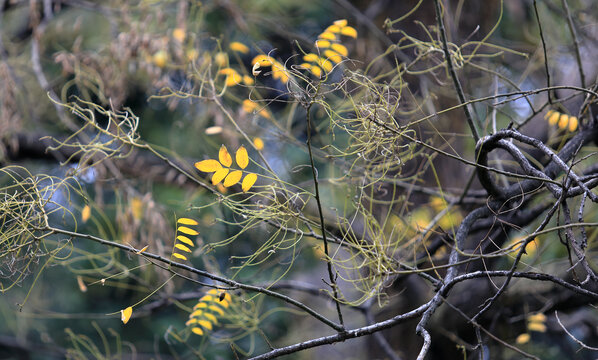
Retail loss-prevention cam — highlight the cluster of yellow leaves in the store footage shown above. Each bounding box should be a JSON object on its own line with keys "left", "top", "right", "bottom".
{"left": 516, "top": 313, "right": 547, "bottom": 344}
{"left": 299, "top": 19, "right": 357, "bottom": 77}
{"left": 214, "top": 42, "right": 254, "bottom": 87}
{"left": 242, "top": 99, "right": 271, "bottom": 119}
{"left": 194, "top": 145, "right": 257, "bottom": 192}
{"left": 251, "top": 55, "right": 290, "bottom": 83}
{"left": 545, "top": 110, "right": 578, "bottom": 132}
{"left": 186, "top": 289, "right": 232, "bottom": 336}
{"left": 172, "top": 218, "right": 199, "bottom": 261}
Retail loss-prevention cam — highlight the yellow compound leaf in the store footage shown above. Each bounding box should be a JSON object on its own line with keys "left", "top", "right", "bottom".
{"left": 209, "top": 305, "right": 225, "bottom": 316}
{"left": 175, "top": 243, "right": 192, "bottom": 253}
{"left": 516, "top": 333, "right": 530, "bottom": 344}
{"left": 568, "top": 116, "right": 578, "bottom": 131}
{"left": 195, "top": 159, "right": 221, "bottom": 173}
{"left": 212, "top": 167, "right": 230, "bottom": 185}
{"left": 242, "top": 173, "right": 257, "bottom": 193}
{"left": 172, "top": 253, "right": 187, "bottom": 261}
{"left": 178, "top": 226, "right": 199, "bottom": 236}
{"left": 82, "top": 205, "right": 91, "bottom": 223}
{"left": 236, "top": 146, "right": 249, "bottom": 169}
{"left": 178, "top": 218, "right": 199, "bottom": 226}
{"left": 121, "top": 306, "right": 133, "bottom": 324}
{"left": 330, "top": 43, "right": 348, "bottom": 56}
{"left": 229, "top": 41, "right": 249, "bottom": 54}
{"left": 558, "top": 114, "right": 569, "bottom": 130}
{"left": 198, "top": 320, "right": 213, "bottom": 331}
{"left": 341, "top": 26, "right": 358, "bottom": 38}
{"left": 219, "top": 145, "right": 233, "bottom": 167}
{"left": 177, "top": 235, "right": 195, "bottom": 247}
{"left": 253, "top": 137, "right": 264, "bottom": 150}
{"left": 191, "top": 327, "right": 204, "bottom": 336}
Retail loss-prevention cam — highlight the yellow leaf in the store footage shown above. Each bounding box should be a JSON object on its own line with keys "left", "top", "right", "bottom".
{"left": 178, "top": 226, "right": 199, "bottom": 236}
{"left": 528, "top": 313, "right": 546, "bottom": 323}
{"left": 318, "top": 31, "right": 337, "bottom": 40}
{"left": 304, "top": 53, "right": 319, "bottom": 62}
{"left": 219, "top": 68, "right": 237, "bottom": 75}
{"left": 82, "top": 205, "right": 91, "bottom": 223}
{"left": 220, "top": 292, "right": 232, "bottom": 303}
{"left": 175, "top": 243, "right": 192, "bottom": 253}
{"left": 195, "top": 159, "right": 221, "bottom": 173}
{"left": 236, "top": 146, "right": 249, "bottom": 169}
{"left": 242, "top": 173, "right": 257, "bottom": 192}
{"left": 121, "top": 306, "right": 133, "bottom": 324}
{"left": 318, "top": 57, "right": 333, "bottom": 72}
{"left": 77, "top": 275, "right": 87, "bottom": 292}
{"left": 212, "top": 167, "right": 230, "bottom": 185}
{"left": 568, "top": 116, "right": 578, "bottom": 131}
{"left": 131, "top": 197, "right": 144, "bottom": 220}
{"left": 177, "top": 235, "right": 195, "bottom": 247}
{"left": 214, "top": 52, "right": 228, "bottom": 67}
{"left": 185, "top": 318, "right": 198, "bottom": 326}
{"left": 193, "top": 302, "right": 207, "bottom": 309}
{"left": 178, "top": 218, "right": 199, "bottom": 226}
{"left": 186, "top": 49, "right": 199, "bottom": 62}
{"left": 229, "top": 41, "right": 249, "bottom": 54}
{"left": 315, "top": 40, "right": 331, "bottom": 49}
{"left": 333, "top": 19, "right": 348, "bottom": 27}
{"left": 308, "top": 65, "right": 322, "bottom": 77}
{"left": 516, "top": 333, "right": 530, "bottom": 344}
{"left": 172, "top": 253, "right": 187, "bottom": 261}
{"left": 330, "top": 43, "right": 348, "bottom": 57}
{"left": 223, "top": 170, "right": 243, "bottom": 187}
{"left": 199, "top": 295, "right": 215, "bottom": 303}
{"left": 325, "top": 25, "right": 341, "bottom": 34}
{"left": 198, "top": 320, "right": 213, "bottom": 331}
{"left": 243, "top": 75, "right": 254, "bottom": 86}
{"left": 172, "top": 28, "right": 186, "bottom": 42}
{"left": 225, "top": 72, "right": 243, "bottom": 86}
{"left": 152, "top": 50, "right": 168, "bottom": 68}
{"left": 547, "top": 111, "right": 560, "bottom": 126}
{"left": 219, "top": 145, "right": 233, "bottom": 167}
{"left": 528, "top": 322, "right": 546, "bottom": 333}
{"left": 218, "top": 299, "right": 230, "bottom": 308}
{"left": 209, "top": 305, "right": 225, "bottom": 316}
{"left": 558, "top": 114, "right": 569, "bottom": 130}
{"left": 203, "top": 312, "right": 218, "bottom": 324}
{"left": 253, "top": 137, "right": 264, "bottom": 150}
{"left": 191, "top": 327, "right": 204, "bottom": 336}
{"left": 341, "top": 26, "right": 358, "bottom": 38}
{"left": 190, "top": 309, "right": 203, "bottom": 317}
{"left": 252, "top": 55, "right": 273, "bottom": 67}
{"left": 324, "top": 50, "right": 342, "bottom": 64}
{"left": 135, "top": 245, "right": 148, "bottom": 254}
